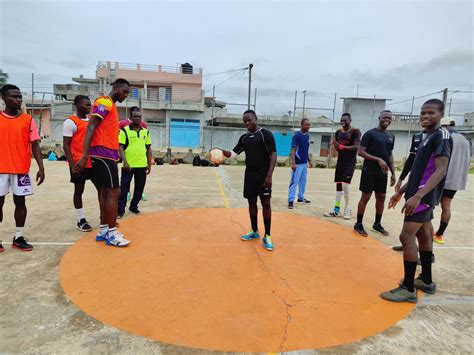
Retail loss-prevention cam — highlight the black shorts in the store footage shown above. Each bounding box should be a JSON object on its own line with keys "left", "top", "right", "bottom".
{"left": 90, "top": 157, "right": 119, "bottom": 188}
{"left": 442, "top": 189, "right": 457, "bottom": 199}
{"left": 243, "top": 169, "right": 271, "bottom": 199}
{"left": 70, "top": 168, "right": 92, "bottom": 184}
{"left": 359, "top": 170, "right": 388, "bottom": 194}
{"left": 335, "top": 163, "right": 355, "bottom": 184}
{"left": 404, "top": 206, "right": 434, "bottom": 223}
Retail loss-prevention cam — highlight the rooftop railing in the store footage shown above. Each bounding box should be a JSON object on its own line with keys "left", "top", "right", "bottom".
{"left": 97, "top": 61, "right": 202, "bottom": 75}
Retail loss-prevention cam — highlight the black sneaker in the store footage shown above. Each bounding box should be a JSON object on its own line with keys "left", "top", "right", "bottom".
{"left": 354, "top": 223, "right": 368, "bottom": 237}
{"left": 288, "top": 202, "right": 294, "bottom": 209}
{"left": 76, "top": 218, "right": 92, "bottom": 232}
{"left": 0, "top": 241, "right": 4, "bottom": 253}
{"left": 129, "top": 207, "right": 141, "bottom": 214}
{"left": 372, "top": 223, "right": 389, "bottom": 236}
{"left": 297, "top": 199, "right": 311, "bottom": 204}
{"left": 117, "top": 213, "right": 124, "bottom": 219}
{"left": 12, "top": 236, "right": 33, "bottom": 252}
{"left": 392, "top": 245, "right": 403, "bottom": 251}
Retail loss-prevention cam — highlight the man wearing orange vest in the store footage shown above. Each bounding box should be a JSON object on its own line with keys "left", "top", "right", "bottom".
{"left": 0, "top": 84, "right": 45, "bottom": 252}
{"left": 73, "top": 79, "right": 131, "bottom": 247}
{"left": 63, "top": 95, "right": 99, "bottom": 232}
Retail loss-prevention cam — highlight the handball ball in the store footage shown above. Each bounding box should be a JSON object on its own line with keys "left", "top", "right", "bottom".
{"left": 209, "top": 148, "right": 225, "bottom": 165}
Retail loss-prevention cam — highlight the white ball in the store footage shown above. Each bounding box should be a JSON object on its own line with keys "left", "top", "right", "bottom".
{"left": 208, "top": 149, "right": 225, "bottom": 165}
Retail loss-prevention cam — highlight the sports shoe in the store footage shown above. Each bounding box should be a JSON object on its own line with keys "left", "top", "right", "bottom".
{"left": 372, "top": 223, "right": 389, "bottom": 236}
{"left": 241, "top": 231, "right": 260, "bottom": 241}
{"left": 324, "top": 209, "right": 341, "bottom": 217}
{"left": 12, "top": 236, "right": 33, "bottom": 252}
{"left": 343, "top": 207, "right": 351, "bottom": 220}
{"left": 127, "top": 192, "right": 131, "bottom": 201}
{"left": 414, "top": 275, "right": 437, "bottom": 294}
{"left": 95, "top": 230, "right": 108, "bottom": 242}
{"left": 117, "top": 213, "right": 124, "bottom": 219}
{"left": 297, "top": 199, "right": 311, "bottom": 204}
{"left": 288, "top": 202, "right": 294, "bottom": 209}
{"left": 106, "top": 231, "right": 130, "bottom": 247}
{"left": 141, "top": 194, "right": 148, "bottom": 201}
{"left": 0, "top": 241, "right": 5, "bottom": 253}
{"left": 263, "top": 235, "right": 274, "bottom": 251}
{"left": 392, "top": 245, "right": 403, "bottom": 251}
{"left": 353, "top": 223, "right": 368, "bottom": 236}
{"left": 434, "top": 234, "right": 445, "bottom": 244}
{"left": 76, "top": 218, "right": 92, "bottom": 232}
{"left": 381, "top": 285, "right": 417, "bottom": 303}
{"left": 129, "top": 207, "right": 141, "bottom": 214}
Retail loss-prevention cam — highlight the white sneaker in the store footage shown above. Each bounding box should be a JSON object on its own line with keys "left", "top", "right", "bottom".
{"left": 324, "top": 210, "right": 341, "bottom": 217}
{"left": 106, "top": 231, "right": 130, "bottom": 247}
{"left": 343, "top": 208, "right": 352, "bottom": 220}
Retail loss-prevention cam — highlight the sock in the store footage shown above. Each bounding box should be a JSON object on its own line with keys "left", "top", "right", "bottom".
{"left": 75, "top": 208, "right": 85, "bottom": 222}
{"left": 436, "top": 222, "right": 448, "bottom": 236}
{"left": 99, "top": 224, "right": 109, "bottom": 235}
{"left": 334, "top": 191, "right": 343, "bottom": 212}
{"left": 419, "top": 251, "right": 433, "bottom": 284}
{"left": 264, "top": 218, "right": 271, "bottom": 236}
{"left": 342, "top": 184, "right": 350, "bottom": 210}
{"left": 402, "top": 260, "right": 418, "bottom": 292}
{"left": 375, "top": 213, "right": 382, "bottom": 225}
{"left": 356, "top": 214, "right": 363, "bottom": 224}
{"left": 250, "top": 215, "right": 258, "bottom": 232}
{"left": 15, "top": 227, "right": 24, "bottom": 239}
{"left": 109, "top": 227, "right": 117, "bottom": 236}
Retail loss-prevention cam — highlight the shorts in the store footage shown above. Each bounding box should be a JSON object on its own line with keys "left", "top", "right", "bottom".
{"left": 335, "top": 163, "right": 355, "bottom": 184}
{"left": 359, "top": 170, "right": 388, "bottom": 194}
{"left": 244, "top": 169, "right": 272, "bottom": 199}
{"left": 70, "top": 168, "right": 93, "bottom": 184}
{"left": 442, "top": 189, "right": 457, "bottom": 199}
{"left": 404, "top": 206, "right": 434, "bottom": 223}
{"left": 0, "top": 173, "right": 33, "bottom": 196}
{"left": 90, "top": 157, "right": 119, "bottom": 188}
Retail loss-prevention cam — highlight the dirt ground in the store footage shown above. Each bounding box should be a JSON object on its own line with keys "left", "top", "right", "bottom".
{"left": 0, "top": 161, "right": 472, "bottom": 354}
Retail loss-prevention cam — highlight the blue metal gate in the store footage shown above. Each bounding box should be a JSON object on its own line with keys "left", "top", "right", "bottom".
{"left": 170, "top": 119, "right": 200, "bottom": 148}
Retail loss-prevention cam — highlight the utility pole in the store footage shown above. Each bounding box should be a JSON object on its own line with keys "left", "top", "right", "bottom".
{"left": 302, "top": 90, "right": 307, "bottom": 118}
{"left": 442, "top": 88, "right": 448, "bottom": 108}
{"left": 211, "top": 85, "right": 215, "bottom": 148}
{"left": 293, "top": 91, "right": 298, "bottom": 129}
{"left": 254, "top": 87, "right": 257, "bottom": 111}
{"left": 448, "top": 97, "right": 453, "bottom": 116}
{"left": 31, "top": 73, "right": 34, "bottom": 117}
{"left": 247, "top": 63, "right": 253, "bottom": 110}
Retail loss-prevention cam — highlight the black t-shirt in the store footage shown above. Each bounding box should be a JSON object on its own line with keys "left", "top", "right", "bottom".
{"left": 400, "top": 131, "right": 426, "bottom": 180}
{"left": 360, "top": 128, "right": 395, "bottom": 174}
{"left": 405, "top": 127, "right": 452, "bottom": 207}
{"left": 335, "top": 128, "right": 361, "bottom": 166}
{"left": 233, "top": 128, "right": 276, "bottom": 173}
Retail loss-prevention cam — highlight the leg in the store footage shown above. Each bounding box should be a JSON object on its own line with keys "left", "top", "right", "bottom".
{"left": 342, "top": 183, "right": 351, "bottom": 215}
{"left": 130, "top": 168, "right": 147, "bottom": 210}
{"left": 297, "top": 164, "right": 307, "bottom": 201}
{"left": 356, "top": 192, "right": 371, "bottom": 224}
{"left": 73, "top": 181, "right": 86, "bottom": 221}
{"left": 0, "top": 195, "right": 4, "bottom": 223}
{"left": 436, "top": 195, "right": 452, "bottom": 237}
{"left": 248, "top": 197, "right": 258, "bottom": 232}
{"left": 400, "top": 221, "right": 424, "bottom": 291}
{"left": 374, "top": 192, "right": 386, "bottom": 224}
{"left": 260, "top": 195, "right": 272, "bottom": 235}
{"left": 104, "top": 187, "right": 121, "bottom": 229}
{"left": 13, "top": 195, "right": 27, "bottom": 229}
{"left": 288, "top": 166, "right": 303, "bottom": 203}
{"left": 417, "top": 221, "right": 434, "bottom": 285}
{"left": 118, "top": 169, "right": 133, "bottom": 215}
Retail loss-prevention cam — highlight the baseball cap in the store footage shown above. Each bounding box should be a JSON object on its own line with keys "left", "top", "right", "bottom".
{"left": 440, "top": 116, "right": 454, "bottom": 126}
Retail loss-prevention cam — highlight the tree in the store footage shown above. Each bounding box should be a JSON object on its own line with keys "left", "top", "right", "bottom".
{"left": 0, "top": 69, "right": 8, "bottom": 87}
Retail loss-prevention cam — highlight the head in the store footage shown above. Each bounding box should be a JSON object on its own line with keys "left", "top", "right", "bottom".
{"left": 420, "top": 99, "right": 444, "bottom": 129}
{"left": 74, "top": 95, "right": 91, "bottom": 116}
{"left": 1, "top": 84, "right": 22, "bottom": 111}
{"left": 378, "top": 110, "right": 392, "bottom": 129}
{"left": 242, "top": 109, "right": 258, "bottom": 131}
{"left": 110, "top": 78, "right": 130, "bottom": 103}
{"left": 340, "top": 113, "right": 352, "bottom": 129}
{"left": 300, "top": 118, "right": 311, "bottom": 133}
{"left": 129, "top": 106, "right": 142, "bottom": 126}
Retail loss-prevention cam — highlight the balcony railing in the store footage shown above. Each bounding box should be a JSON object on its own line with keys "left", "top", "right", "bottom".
{"left": 97, "top": 61, "right": 202, "bottom": 75}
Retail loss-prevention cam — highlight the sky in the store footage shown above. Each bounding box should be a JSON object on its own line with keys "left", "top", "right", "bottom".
{"left": 1, "top": 0, "right": 473, "bottom": 117}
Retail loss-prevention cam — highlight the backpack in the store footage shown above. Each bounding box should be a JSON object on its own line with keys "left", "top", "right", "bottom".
{"left": 192, "top": 155, "right": 201, "bottom": 166}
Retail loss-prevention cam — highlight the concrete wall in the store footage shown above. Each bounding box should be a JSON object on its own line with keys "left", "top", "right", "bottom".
{"left": 343, "top": 98, "right": 388, "bottom": 134}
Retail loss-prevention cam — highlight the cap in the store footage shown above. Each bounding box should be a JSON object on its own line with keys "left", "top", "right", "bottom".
{"left": 440, "top": 116, "right": 455, "bottom": 126}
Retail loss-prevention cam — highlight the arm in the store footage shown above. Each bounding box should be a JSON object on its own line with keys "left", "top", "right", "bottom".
{"left": 264, "top": 152, "right": 277, "bottom": 188}
{"left": 73, "top": 116, "right": 101, "bottom": 173}
{"left": 146, "top": 145, "right": 152, "bottom": 174}
{"left": 63, "top": 136, "right": 75, "bottom": 166}
{"left": 358, "top": 146, "right": 389, "bottom": 173}
{"left": 389, "top": 153, "right": 396, "bottom": 186}
{"left": 118, "top": 145, "right": 130, "bottom": 171}
{"left": 290, "top": 147, "right": 296, "bottom": 171}
{"left": 31, "top": 140, "right": 45, "bottom": 185}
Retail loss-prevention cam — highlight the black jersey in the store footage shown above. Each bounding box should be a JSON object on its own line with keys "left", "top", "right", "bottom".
{"left": 232, "top": 128, "right": 276, "bottom": 172}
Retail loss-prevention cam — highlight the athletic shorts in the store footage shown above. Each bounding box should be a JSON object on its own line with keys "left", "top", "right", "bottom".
{"left": 244, "top": 169, "right": 272, "bottom": 199}
{"left": 0, "top": 173, "right": 33, "bottom": 196}
{"left": 70, "top": 168, "right": 93, "bottom": 184}
{"left": 404, "top": 206, "right": 434, "bottom": 223}
{"left": 335, "top": 163, "right": 355, "bottom": 184}
{"left": 442, "top": 189, "right": 457, "bottom": 199}
{"left": 90, "top": 157, "right": 119, "bottom": 188}
{"left": 359, "top": 170, "right": 388, "bottom": 194}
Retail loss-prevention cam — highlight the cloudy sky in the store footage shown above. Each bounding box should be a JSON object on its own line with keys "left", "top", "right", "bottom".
{"left": 1, "top": 0, "right": 472, "bottom": 116}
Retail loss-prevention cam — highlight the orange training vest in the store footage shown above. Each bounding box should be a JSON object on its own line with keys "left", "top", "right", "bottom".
{"left": 68, "top": 115, "right": 92, "bottom": 168}
{"left": 0, "top": 112, "right": 33, "bottom": 174}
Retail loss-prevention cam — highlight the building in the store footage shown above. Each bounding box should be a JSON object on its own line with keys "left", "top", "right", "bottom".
{"left": 340, "top": 97, "right": 391, "bottom": 134}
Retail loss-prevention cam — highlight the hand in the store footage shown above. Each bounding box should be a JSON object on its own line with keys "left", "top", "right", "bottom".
{"left": 332, "top": 141, "right": 339, "bottom": 150}
{"left": 72, "top": 156, "right": 87, "bottom": 174}
{"left": 291, "top": 163, "right": 296, "bottom": 171}
{"left": 394, "top": 179, "right": 402, "bottom": 193}
{"left": 401, "top": 195, "right": 421, "bottom": 216}
{"left": 390, "top": 174, "right": 396, "bottom": 187}
{"left": 146, "top": 164, "right": 151, "bottom": 175}
{"left": 388, "top": 192, "right": 402, "bottom": 209}
{"left": 377, "top": 159, "right": 389, "bottom": 174}
{"left": 122, "top": 161, "right": 131, "bottom": 172}
{"left": 36, "top": 168, "right": 45, "bottom": 186}
{"left": 263, "top": 175, "right": 272, "bottom": 188}
{"left": 309, "top": 161, "right": 313, "bottom": 168}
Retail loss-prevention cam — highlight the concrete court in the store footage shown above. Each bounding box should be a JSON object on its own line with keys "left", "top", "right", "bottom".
{"left": 0, "top": 161, "right": 473, "bottom": 354}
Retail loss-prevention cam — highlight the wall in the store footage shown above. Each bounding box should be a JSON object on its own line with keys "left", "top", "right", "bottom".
{"left": 343, "top": 98, "right": 388, "bottom": 134}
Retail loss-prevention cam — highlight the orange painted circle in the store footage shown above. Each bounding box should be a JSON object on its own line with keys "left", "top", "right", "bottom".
{"left": 60, "top": 208, "right": 416, "bottom": 352}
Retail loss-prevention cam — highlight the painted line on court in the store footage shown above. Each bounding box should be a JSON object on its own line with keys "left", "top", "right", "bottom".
{"left": 214, "top": 169, "right": 229, "bottom": 208}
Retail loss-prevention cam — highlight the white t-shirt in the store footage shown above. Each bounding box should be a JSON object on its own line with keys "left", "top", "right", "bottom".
{"left": 63, "top": 115, "right": 89, "bottom": 137}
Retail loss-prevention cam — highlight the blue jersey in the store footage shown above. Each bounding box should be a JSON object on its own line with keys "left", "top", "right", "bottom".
{"left": 291, "top": 130, "right": 310, "bottom": 164}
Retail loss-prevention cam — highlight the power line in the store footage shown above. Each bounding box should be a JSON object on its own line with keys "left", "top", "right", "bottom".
{"left": 387, "top": 90, "right": 443, "bottom": 106}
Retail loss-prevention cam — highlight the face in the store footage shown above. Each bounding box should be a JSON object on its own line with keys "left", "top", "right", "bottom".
{"left": 378, "top": 111, "right": 392, "bottom": 128}
{"left": 340, "top": 116, "right": 351, "bottom": 129}
{"left": 114, "top": 84, "right": 130, "bottom": 103}
{"left": 301, "top": 119, "right": 311, "bottom": 132}
{"left": 243, "top": 112, "right": 257, "bottom": 131}
{"left": 130, "top": 111, "right": 142, "bottom": 125}
{"left": 420, "top": 104, "right": 443, "bottom": 128}
{"left": 75, "top": 98, "right": 91, "bottom": 115}
{"left": 2, "top": 89, "right": 22, "bottom": 110}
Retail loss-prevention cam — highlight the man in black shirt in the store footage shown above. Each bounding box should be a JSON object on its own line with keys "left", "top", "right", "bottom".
{"left": 382, "top": 99, "right": 451, "bottom": 303}
{"left": 354, "top": 110, "right": 396, "bottom": 236}
{"left": 222, "top": 110, "right": 277, "bottom": 251}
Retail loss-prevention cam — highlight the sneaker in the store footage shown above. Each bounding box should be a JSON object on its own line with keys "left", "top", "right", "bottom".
{"left": 117, "top": 213, "right": 124, "bottom": 219}
{"left": 434, "top": 234, "right": 445, "bottom": 244}
{"left": 288, "top": 202, "right": 294, "bottom": 209}
{"left": 129, "top": 207, "right": 141, "bottom": 214}
{"left": 324, "top": 209, "right": 341, "bottom": 217}
{"left": 297, "top": 199, "right": 311, "bottom": 204}
{"left": 0, "top": 241, "right": 4, "bottom": 253}
{"left": 141, "top": 194, "right": 148, "bottom": 201}
{"left": 241, "top": 231, "right": 261, "bottom": 241}
{"left": 127, "top": 192, "right": 131, "bottom": 201}
{"left": 12, "top": 236, "right": 33, "bottom": 252}
{"left": 381, "top": 285, "right": 418, "bottom": 303}
{"left": 76, "top": 218, "right": 92, "bottom": 232}
{"left": 372, "top": 223, "right": 389, "bottom": 236}
{"left": 414, "top": 275, "right": 437, "bottom": 294}
{"left": 392, "top": 245, "right": 403, "bottom": 251}
{"left": 95, "top": 230, "right": 108, "bottom": 242}
{"left": 353, "top": 223, "right": 368, "bottom": 236}
{"left": 106, "top": 231, "right": 130, "bottom": 247}
{"left": 343, "top": 207, "right": 351, "bottom": 220}
{"left": 263, "top": 235, "right": 274, "bottom": 251}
